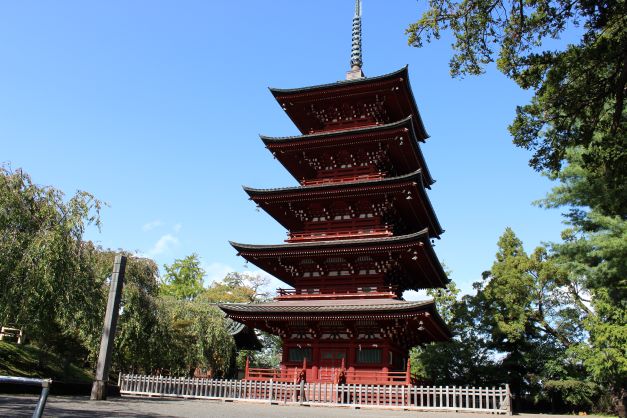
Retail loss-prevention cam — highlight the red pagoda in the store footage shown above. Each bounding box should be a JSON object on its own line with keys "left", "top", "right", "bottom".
{"left": 220, "top": 0, "right": 450, "bottom": 385}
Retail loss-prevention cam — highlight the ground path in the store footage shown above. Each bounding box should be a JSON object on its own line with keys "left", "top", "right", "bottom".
{"left": 0, "top": 395, "right": 595, "bottom": 418}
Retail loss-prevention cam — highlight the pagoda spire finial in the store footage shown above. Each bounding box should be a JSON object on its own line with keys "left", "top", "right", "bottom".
{"left": 346, "top": 0, "right": 365, "bottom": 80}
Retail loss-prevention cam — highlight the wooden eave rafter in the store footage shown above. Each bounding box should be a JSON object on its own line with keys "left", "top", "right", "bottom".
{"left": 261, "top": 116, "right": 434, "bottom": 187}
{"left": 244, "top": 170, "right": 443, "bottom": 238}
{"left": 269, "top": 66, "right": 429, "bottom": 139}
{"left": 229, "top": 229, "right": 449, "bottom": 289}
{"left": 221, "top": 303, "right": 450, "bottom": 343}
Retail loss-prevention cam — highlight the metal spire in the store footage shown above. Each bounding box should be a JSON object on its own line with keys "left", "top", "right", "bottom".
{"left": 346, "top": 0, "right": 365, "bottom": 80}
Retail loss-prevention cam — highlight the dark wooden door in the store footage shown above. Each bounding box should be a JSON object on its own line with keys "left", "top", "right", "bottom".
{"left": 320, "top": 349, "right": 346, "bottom": 368}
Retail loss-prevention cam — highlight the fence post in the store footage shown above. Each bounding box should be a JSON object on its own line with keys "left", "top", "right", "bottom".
{"left": 32, "top": 379, "right": 51, "bottom": 418}
{"left": 505, "top": 384, "right": 513, "bottom": 415}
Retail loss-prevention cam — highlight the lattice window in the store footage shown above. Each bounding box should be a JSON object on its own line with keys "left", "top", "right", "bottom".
{"left": 288, "top": 347, "right": 312, "bottom": 362}
{"left": 356, "top": 348, "right": 381, "bottom": 364}
{"left": 355, "top": 255, "right": 377, "bottom": 275}
{"left": 299, "top": 259, "right": 318, "bottom": 278}
{"left": 325, "top": 256, "right": 349, "bottom": 277}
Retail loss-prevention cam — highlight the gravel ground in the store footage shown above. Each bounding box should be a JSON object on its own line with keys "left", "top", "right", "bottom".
{"left": 0, "top": 395, "right": 599, "bottom": 418}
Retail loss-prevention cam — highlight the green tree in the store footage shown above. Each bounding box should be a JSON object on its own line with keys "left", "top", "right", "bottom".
{"left": 481, "top": 228, "right": 585, "bottom": 349}
{"left": 539, "top": 149, "right": 627, "bottom": 303}
{"left": 0, "top": 166, "right": 103, "bottom": 361}
{"left": 537, "top": 149, "right": 626, "bottom": 402}
{"left": 202, "top": 272, "right": 276, "bottom": 370}
{"left": 406, "top": 0, "right": 627, "bottom": 214}
{"left": 156, "top": 297, "right": 236, "bottom": 377}
{"left": 406, "top": 1, "right": 626, "bottom": 398}
{"left": 202, "top": 272, "right": 271, "bottom": 303}
{"left": 160, "top": 254, "right": 205, "bottom": 300}
{"left": 0, "top": 166, "right": 238, "bottom": 379}
{"left": 477, "top": 228, "right": 603, "bottom": 410}
{"left": 411, "top": 282, "right": 502, "bottom": 386}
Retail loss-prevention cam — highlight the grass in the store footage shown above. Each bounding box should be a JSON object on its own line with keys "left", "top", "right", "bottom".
{"left": 0, "top": 341, "right": 92, "bottom": 382}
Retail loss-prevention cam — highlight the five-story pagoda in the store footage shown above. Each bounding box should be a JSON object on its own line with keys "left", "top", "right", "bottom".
{"left": 219, "top": 0, "right": 450, "bottom": 385}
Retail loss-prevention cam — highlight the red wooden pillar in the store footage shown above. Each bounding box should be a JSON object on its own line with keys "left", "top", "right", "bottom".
{"left": 281, "top": 344, "right": 289, "bottom": 365}
{"left": 245, "top": 356, "right": 250, "bottom": 379}
{"left": 311, "top": 345, "right": 319, "bottom": 381}
{"left": 405, "top": 357, "right": 412, "bottom": 385}
{"left": 381, "top": 343, "right": 389, "bottom": 383}
{"left": 347, "top": 341, "right": 356, "bottom": 372}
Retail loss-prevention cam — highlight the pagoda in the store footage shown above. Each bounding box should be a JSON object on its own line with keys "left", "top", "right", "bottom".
{"left": 220, "top": 0, "right": 450, "bottom": 385}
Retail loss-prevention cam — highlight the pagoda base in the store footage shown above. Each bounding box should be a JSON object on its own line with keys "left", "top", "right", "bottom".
{"left": 222, "top": 298, "right": 450, "bottom": 386}
{"left": 245, "top": 364, "right": 412, "bottom": 385}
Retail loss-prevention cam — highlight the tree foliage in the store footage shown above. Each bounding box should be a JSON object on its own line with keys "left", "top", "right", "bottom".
{"left": 152, "top": 297, "right": 236, "bottom": 377}
{"left": 411, "top": 282, "right": 502, "bottom": 386}
{"left": 407, "top": 1, "right": 625, "bottom": 410}
{"left": 414, "top": 228, "right": 619, "bottom": 412}
{"left": 159, "top": 253, "right": 205, "bottom": 301}
{"left": 0, "top": 166, "right": 103, "bottom": 357}
{"left": 480, "top": 228, "right": 585, "bottom": 349}
{"left": 406, "top": 0, "right": 627, "bottom": 214}
{"left": 538, "top": 150, "right": 627, "bottom": 394}
{"left": 202, "top": 272, "right": 271, "bottom": 303}
{"left": 0, "top": 166, "right": 242, "bottom": 379}
{"left": 476, "top": 229, "right": 594, "bottom": 406}
{"left": 202, "top": 272, "right": 278, "bottom": 370}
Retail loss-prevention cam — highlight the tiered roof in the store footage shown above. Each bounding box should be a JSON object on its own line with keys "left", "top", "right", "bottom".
{"left": 270, "top": 66, "right": 428, "bottom": 138}
{"left": 244, "top": 169, "right": 443, "bottom": 238}
{"left": 222, "top": 63, "right": 450, "bottom": 352}
{"left": 230, "top": 229, "right": 448, "bottom": 290}
{"left": 261, "top": 116, "right": 434, "bottom": 186}
{"left": 220, "top": 298, "right": 451, "bottom": 345}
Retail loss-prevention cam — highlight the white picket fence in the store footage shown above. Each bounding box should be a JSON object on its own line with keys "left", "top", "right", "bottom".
{"left": 119, "top": 374, "right": 512, "bottom": 414}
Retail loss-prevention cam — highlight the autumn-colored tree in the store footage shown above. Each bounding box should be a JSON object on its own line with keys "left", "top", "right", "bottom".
{"left": 202, "top": 272, "right": 271, "bottom": 303}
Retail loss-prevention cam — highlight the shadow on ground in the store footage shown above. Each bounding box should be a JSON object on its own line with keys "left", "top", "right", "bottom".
{"left": 0, "top": 395, "right": 184, "bottom": 417}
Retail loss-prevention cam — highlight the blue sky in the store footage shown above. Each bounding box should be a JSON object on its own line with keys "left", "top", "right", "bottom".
{"left": 0, "top": 1, "right": 567, "bottom": 295}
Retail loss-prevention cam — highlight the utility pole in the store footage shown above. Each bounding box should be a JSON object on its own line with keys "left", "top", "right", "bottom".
{"left": 91, "top": 255, "right": 126, "bottom": 400}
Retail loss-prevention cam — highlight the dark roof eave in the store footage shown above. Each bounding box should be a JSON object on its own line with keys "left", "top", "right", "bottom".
{"left": 243, "top": 170, "right": 443, "bottom": 237}
{"left": 229, "top": 228, "right": 430, "bottom": 253}
{"left": 269, "top": 66, "right": 409, "bottom": 96}
{"left": 270, "top": 66, "right": 429, "bottom": 140}
{"left": 428, "top": 304, "right": 453, "bottom": 338}
{"left": 404, "top": 72, "right": 430, "bottom": 140}
{"left": 260, "top": 116, "right": 414, "bottom": 143}
{"left": 229, "top": 229, "right": 448, "bottom": 289}
{"left": 261, "top": 116, "right": 435, "bottom": 187}
{"left": 218, "top": 299, "right": 434, "bottom": 314}
{"left": 243, "top": 169, "right": 423, "bottom": 196}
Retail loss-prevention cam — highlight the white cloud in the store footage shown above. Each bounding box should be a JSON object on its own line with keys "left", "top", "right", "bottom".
{"left": 403, "top": 289, "right": 430, "bottom": 301}
{"left": 203, "top": 262, "right": 236, "bottom": 286}
{"left": 142, "top": 220, "right": 163, "bottom": 232}
{"left": 173, "top": 223, "right": 182, "bottom": 233}
{"left": 147, "top": 234, "right": 180, "bottom": 256}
